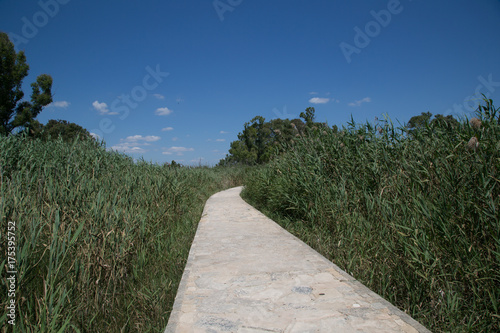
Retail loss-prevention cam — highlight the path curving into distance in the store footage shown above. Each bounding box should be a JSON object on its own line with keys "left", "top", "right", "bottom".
{"left": 165, "top": 187, "right": 431, "bottom": 333}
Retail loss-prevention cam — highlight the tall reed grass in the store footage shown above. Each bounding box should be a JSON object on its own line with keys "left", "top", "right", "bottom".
{"left": 243, "top": 99, "right": 500, "bottom": 332}
{"left": 0, "top": 135, "right": 247, "bottom": 332}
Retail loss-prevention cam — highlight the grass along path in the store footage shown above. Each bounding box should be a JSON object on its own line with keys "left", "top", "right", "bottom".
{"left": 0, "top": 134, "right": 248, "bottom": 332}
{"left": 242, "top": 99, "right": 500, "bottom": 332}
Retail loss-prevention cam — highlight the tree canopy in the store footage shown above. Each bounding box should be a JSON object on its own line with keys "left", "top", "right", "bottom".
{"left": 407, "top": 111, "right": 459, "bottom": 133}
{"left": 0, "top": 32, "right": 53, "bottom": 136}
{"left": 31, "top": 119, "right": 95, "bottom": 142}
{"left": 220, "top": 107, "right": 326, "bottom": 165}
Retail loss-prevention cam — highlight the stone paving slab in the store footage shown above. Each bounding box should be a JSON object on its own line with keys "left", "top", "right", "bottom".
{"left": 165, "top": 187, "right": 431, "bottom": 333}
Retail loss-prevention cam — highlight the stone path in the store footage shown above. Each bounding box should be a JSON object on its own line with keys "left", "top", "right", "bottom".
{"left": 165, "top": 187, "right": 431, "bottom": 333}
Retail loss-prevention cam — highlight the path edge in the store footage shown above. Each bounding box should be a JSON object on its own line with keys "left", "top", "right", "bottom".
{"left": 163, "top": 198, "right": 212, "bottom": 333}
{"left": 164, "top": 186, "right": 431, "bottom": 333}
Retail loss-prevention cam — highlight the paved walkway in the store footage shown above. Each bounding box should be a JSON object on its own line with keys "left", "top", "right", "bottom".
{"left": 165, "top": 187, "right": 431, "bottom": 333}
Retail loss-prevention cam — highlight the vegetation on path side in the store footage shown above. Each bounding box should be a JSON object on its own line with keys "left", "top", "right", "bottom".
{"left": 0, "top": 135, "right": 248, "bottom": 332}
{"left": 242, "top": 98, "right": 500, "bottom": 332}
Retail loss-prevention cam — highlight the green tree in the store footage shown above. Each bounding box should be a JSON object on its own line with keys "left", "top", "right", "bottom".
{"left": 32, "top": 119, "right": 94, "bottom": 142}
{"left": 0, "top": 32, "right": 53, "bottom": 135}
{"left": 221, "top": 116, "right": 306, "bottom": 165}
{"left": 407, "top": 112, "right": 459, "bottom": 134}
{"left": 300, "top": 107, "right": 316, "bottom": 126}
{"left": 430, "top": 114, "right": 459, "bottom": 129}
{"left": 228, "top": 116, "right": 272, "bottom": 164}
{"left": 407, "top": 111, "right": 432, "bottom": 130}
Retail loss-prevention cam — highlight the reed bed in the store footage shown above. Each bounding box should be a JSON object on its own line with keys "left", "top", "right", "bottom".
{"left": 243, "top": 100, "right": 500, "bottom": 332}
{"left": 0, "top": 135, "right": 247, "bottom": 332}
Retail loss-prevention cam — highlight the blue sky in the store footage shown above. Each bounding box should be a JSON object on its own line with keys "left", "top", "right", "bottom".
{"left": 1, "top": 0, "right": 499, "bottom": 165}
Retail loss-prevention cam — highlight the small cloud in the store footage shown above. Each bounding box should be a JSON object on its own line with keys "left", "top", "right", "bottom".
{"left": 309, "top": 92, "right": 319, "bottom": 95}
{"left": 93, "top": 100, "right": 118, "bottom": 115}
{"left": 155, "top": 107, "right": 173, "bottom": 116}
{"left": 110, "top": 135, "right": 161, "bottom": 154}
{"left": 111, "top": 142, "right": 146, "bottom": 154}
{"left": 220, "top": 130, "right": 229, "bottom": 134}
{"left": 212, "top": 149, "right": 220, "bottom": 153}
{"left": 172, "top": 137, "right": 179, "bottom": 141}
{"left": 93, "top": 101, "right": 108, "bottom": 114}
{"left": 125, "top": 135, "right": 161, "bottom": 142}
{"left": 50, "top": 101, "right": 70, "bottom": 108}
{"left": 216, "top": 139, "right": 226, "bottom": 142}
{"left": 153, "top": 94, "right": 165, "bottom": 100}
{"left": 90, "top": 132, "right": 100, "bottom": 140}
{"left": 309, "top": 97, "right": 330, "bottom": 104}
{"left": 161, "top": 127, "right": 174, "bottom": 132}
{"left": 176, "top": 97, "right": 184, "bottom": 103}
{"left": 348, "top": 97, "right": 372, "bottom": 107}
{"left": 164, "top": 146, "right": 194, "bottom": 156}
{"left": 170, "top": 146, "right": 194, "bottom": 153}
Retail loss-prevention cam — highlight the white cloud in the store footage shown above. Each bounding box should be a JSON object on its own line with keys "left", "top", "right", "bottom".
{"left": 110, "top": 135, "right": 161, "bottom": 154}
{"left": 348, "top": 97, "right": 372, "bottom": 107}
{"left": 162, "top": 127, "right": 174, "bottom": 132}
{"left": 170, "top": 146, "right": 194, "bottom": 153}
{"left": 163, "top": 146, "right": 194, "bottom": 156}
{"left": 216, "top": 139, "right": 226, "bottom": 142}
{"left": 172, "top": 137, "right": 179, "bottom": 141}
{"left": 111, "top": 142, "right": 147, "bottom": 154}
{"left": 220, "top": 130, "right": 229, "bottom": 134}
{"left": 153, "top": 94, "right": 165, "bottom": 100}
{"left": 309, "top": 92, "right": 319, "bottom": 95}
{"left": 93, "top": 100, "right": 118, "bottom": 115}
{"left": 309, "top": 97, "right": 330, "bottom": 104}
{"left": 125, "top": 135, "right": 161, "bottom": 142}
{"left": 93, "top": 101, "right": 108, "bottom": 114}
{"left": 155, "top": 107, "right": 173, "bottom": 116}
{"left": 90, "top": 132, "right": 100, "bottom": 140}
{"left": 50, "top": 101, "right": 70, "bottom": 108}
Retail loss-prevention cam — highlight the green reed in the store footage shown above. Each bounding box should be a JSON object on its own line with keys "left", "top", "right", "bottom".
{"left": 243, "top": 99, "right": 500, "bottom": 332}
{"left": 0, "top": 135, "right": 248, "bottom": 332}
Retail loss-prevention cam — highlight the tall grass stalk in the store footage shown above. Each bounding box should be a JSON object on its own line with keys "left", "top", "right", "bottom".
{"left": 0, "top": 135, "right": 248, "bottom": 332}
{"left": 243, "top": 100, "right": 500, "bottom": 332}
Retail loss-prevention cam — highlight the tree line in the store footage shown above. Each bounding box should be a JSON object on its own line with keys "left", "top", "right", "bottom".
{"left": 2, "top": 31, "right": 461, "bottom": 159}
{"left": 220, "top": 106, "right": 461, "bottom": 166}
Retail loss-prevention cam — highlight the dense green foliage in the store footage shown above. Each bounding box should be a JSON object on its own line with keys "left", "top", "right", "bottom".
{"left": 0, "top": 32, "right": 53, "bottom": 136}
{"left": 407, "top": 111, "right": 459, "bottom": 134}
{"left": 30, "top": 119, "right": 95, "bottom": 142}
{"left": 220, "top": 116, "right": 302, "bottom": 165}
{"left": 242, "top": 99, "right": 500, "bottom": 332}
{"left": 0, "top": 135, "right": 248, "bottom": 332}
{"left": 220, "top": 107, "right": 333, "bottom": 165}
